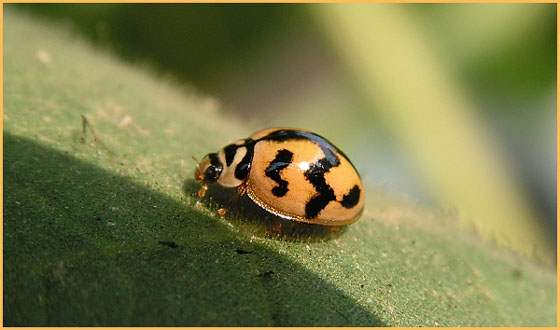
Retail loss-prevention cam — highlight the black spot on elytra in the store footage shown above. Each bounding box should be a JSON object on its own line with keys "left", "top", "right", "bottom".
{"left": 304, "top": 157, "right": 338, "bottom": 219}
{"left": 265, "top": 149, "right": 293, "bottom": 197}
{"left": 340, "top": 185, "right": 361, "bottom": 208}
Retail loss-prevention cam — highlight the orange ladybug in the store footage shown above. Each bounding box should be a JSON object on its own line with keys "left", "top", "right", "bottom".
{"left": 194, "top": 128, "right": 363, "bottom": 226}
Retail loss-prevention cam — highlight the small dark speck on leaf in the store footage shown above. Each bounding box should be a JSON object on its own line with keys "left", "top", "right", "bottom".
{"left": 257, "top": 271, "right": 274, "bottom": 278}
{"left": 412, "top": 240, "right": 416, "bottom": 245}
{"left": 158, "top": 241, "right": 178, "bottom": 248}
{"left": 235, "top": 249, "right": 252, "bottom": 255}
{"left": 360, "top": 284, "right": 364, "bottom": 289}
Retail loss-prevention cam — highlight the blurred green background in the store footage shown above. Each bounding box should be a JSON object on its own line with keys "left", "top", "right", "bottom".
{"left": 14, "top": 4, "right": 556, "bottom": 263}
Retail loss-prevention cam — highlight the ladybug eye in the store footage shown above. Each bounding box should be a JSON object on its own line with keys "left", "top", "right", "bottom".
{"left": 205, "top": 165, "right": 221, "bottom": 182}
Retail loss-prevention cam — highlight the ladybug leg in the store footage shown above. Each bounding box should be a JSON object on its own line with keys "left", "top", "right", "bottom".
{"left": 217, "top": 184, "right": 247, "bottom": 217}
{"left": 271, "top": 218, "right": 282, "bottom": 233}
{"left": 197, "top": 184, "right": 208, "bottom": 198}
{"left": 327, "top": 226, "right": 341, "bottom": 233}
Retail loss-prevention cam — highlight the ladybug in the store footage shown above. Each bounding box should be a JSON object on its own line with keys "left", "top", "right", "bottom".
{"left": 194, "top": 128, "right": 364, "bottom": 226}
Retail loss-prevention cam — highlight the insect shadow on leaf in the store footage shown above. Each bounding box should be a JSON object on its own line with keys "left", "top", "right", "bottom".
{"left": 182, "top": 178, "right": 347, "bottom": 242}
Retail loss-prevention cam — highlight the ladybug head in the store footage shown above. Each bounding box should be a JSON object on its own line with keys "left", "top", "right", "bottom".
{"left": 194, "top": 153, "right": 223, "bottom": 184}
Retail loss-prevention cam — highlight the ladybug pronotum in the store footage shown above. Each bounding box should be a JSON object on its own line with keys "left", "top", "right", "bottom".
{"left": 194, "top": 128, "right": 364, "bottom": 226}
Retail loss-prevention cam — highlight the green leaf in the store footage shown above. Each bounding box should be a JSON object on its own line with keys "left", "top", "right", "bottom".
{"left": 4, "top": 7, "right": 556, "bottom": 326}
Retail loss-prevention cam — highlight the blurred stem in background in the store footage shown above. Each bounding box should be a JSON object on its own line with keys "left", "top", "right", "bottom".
{"left": 313, "top": 3, "right": 554, "bottom": 264}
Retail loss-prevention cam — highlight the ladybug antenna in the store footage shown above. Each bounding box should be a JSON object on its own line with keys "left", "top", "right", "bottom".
{"left": 192, "top": 155, "right": 201, "bottom": 170}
